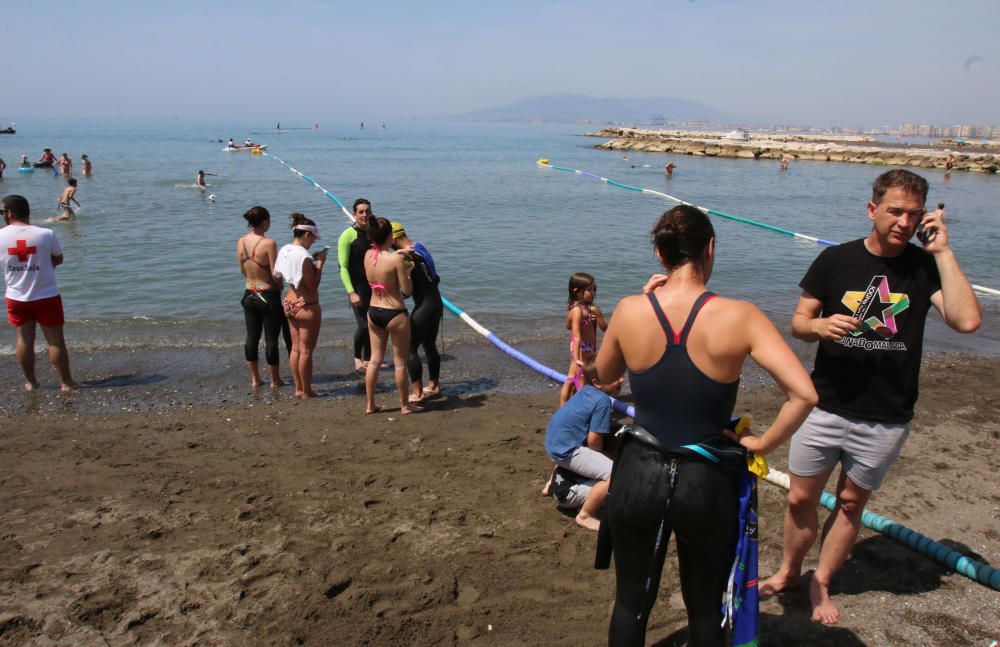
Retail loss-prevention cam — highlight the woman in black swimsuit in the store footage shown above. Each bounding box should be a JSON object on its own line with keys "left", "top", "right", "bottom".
{"left": 363, "top": 217, "right": 422, "bottom": 415}
{"left": 596, "top": 205, "right": 816, "bottom": 646}
{"left": 237, "top": 206, "right": 286, "bottom": 388}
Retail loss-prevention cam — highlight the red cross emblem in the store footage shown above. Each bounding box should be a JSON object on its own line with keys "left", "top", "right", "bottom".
{"left": 8, "top": 240, "right": 36, "bottom": 262}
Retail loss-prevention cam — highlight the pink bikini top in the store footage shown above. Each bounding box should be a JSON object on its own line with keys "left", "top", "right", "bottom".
{"left": 368, "top": 244, "right": 388, "bottom": 296}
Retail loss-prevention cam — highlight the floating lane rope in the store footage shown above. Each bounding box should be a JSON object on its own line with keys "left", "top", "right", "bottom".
{"left": 764, "top": 468, "right": 1000, "bottom": 591}
{"left": 258, "top": 151, "right": 637, "bottom": 415}
{"left": 537, "top": 160, "right": 999, "bottom": 296}
{"left": 256, "top": 151, "right": 998, "bottom": 590}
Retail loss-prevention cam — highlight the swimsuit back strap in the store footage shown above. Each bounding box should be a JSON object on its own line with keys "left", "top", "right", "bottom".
{"left": 646, "top": 291, "right": 678, "bottom": 346}
{"left": 678, "top": 291, "right": 716, "bottom": 346}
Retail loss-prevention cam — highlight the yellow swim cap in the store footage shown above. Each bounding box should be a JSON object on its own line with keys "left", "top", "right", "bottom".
{"left": 391, "top": 221, "right": 406, "bottom": 239}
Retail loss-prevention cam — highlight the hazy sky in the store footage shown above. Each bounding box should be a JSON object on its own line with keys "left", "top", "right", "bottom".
{"left": 5, "top": 0, "right": 998, "bottom": 126}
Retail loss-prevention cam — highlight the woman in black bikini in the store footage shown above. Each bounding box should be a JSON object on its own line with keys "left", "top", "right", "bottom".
{"left": 363, "top": 217, "right": 422, "bottom": 415}
{"left": 275, "top": 213, "right": 327, "bottom": 398}
{"left": 237, "top": 206, "right": 287, "bottom": 388}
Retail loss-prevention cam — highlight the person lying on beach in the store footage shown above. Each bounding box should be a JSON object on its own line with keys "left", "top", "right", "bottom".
{"left": 543, "top": 356, "right": 621, "bottom": 532}
{"left": 53, "top": 179, "right": 79, "bottom": 222}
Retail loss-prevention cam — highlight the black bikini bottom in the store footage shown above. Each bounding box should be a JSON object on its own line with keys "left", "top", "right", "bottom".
{"left": 368, "top": 306, "right": 407, "bottom": 330}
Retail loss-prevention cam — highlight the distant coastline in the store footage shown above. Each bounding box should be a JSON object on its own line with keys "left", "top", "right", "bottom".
{"left": 588, "top": 128, "right": 1000, "bottom": 173}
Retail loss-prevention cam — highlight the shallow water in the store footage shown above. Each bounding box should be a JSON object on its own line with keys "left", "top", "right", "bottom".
{"left": 0, "top": 118, "right": 997, "bottom": 373}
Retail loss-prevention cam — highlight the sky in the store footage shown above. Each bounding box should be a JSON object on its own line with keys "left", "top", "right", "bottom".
{"left": 4, "top": 0, "right": 999, "bottom": 127}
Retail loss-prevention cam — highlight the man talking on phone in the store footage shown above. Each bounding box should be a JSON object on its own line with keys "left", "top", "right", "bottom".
{"left": 760, "top": 169, "right": 981, "bottom": 624}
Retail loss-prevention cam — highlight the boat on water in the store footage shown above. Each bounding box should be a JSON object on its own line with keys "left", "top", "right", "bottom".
{"left": 724, "top": 129, "right": 751, "bottom": 141}
{"left": 222, "top": 144, "right": 268, "bottom": 152}
{"left": 0, "top": 124, "right": 15, "bottom": 135}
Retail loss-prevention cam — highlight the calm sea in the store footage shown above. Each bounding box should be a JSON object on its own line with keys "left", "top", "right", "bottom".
{"left": 1, "top": 118, "right": 998, "bottom": 365}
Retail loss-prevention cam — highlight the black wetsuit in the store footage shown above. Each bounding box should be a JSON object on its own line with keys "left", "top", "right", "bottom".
{"left": 606, "top": 291, "right": 741, "bottom": 647}
{"left": 405, "top": 248, "right": 442, "bottom": 384}
{"left": 346, "top": 227, "right": 372, "bottom": 363}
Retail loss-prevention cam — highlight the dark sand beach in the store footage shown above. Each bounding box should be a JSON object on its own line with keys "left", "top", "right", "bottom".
{"left": 1, "top": 353, "right": 998, "bottom": 646}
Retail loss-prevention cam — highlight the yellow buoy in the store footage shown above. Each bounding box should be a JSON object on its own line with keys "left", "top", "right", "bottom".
{"left": 537, "top": 158, "right": 549, "bottom": 165}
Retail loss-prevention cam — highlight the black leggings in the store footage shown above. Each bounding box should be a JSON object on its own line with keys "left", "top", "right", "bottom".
{"left": 242, "top": 290, "right": 286, "bottom": 366}
{"left": 351, "top": 300, "right": 371, "bottom": 362}
{"left": 606, "top": 439, "right": 739, "bottom": 647}
{"left": 406, "top": 301, "right": 442, "bottom": 383}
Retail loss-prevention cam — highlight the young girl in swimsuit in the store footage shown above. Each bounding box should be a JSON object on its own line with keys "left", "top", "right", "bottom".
{"left": 274, "top": 213, "right": 327, "bottom": 398}
{"left": 364, "top": 217, "right": 422, "bottom": 415}
{"left": 559, "top": 272, "right": 609, "bottom": 406}
{"left": 237, "top": 206, "right": 285, "bottom": 389}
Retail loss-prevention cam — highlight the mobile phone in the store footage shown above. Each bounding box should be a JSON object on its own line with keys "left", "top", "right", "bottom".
{"left": 313, "top": 246, "right": 331, "bottom": 257}
{"left": 917, "top": 203, "right": 944, "bottom": 244}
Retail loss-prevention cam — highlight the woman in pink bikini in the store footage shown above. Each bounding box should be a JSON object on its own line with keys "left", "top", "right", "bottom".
{"left": 559, "top": 272, "right": 609, "bottom": 405}
{"left": 363, "top": 217, "right": 422, "bottom": 415}
{"left": 274, "top": 213, "right": 327, "bottom": 398}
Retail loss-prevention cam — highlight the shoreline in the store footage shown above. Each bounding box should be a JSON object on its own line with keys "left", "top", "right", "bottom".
{"left": 588, "top": 128, "right": 1000, "bottom": 173}
{"left": 0, "top": 356, "right": 997, "bottom": 645}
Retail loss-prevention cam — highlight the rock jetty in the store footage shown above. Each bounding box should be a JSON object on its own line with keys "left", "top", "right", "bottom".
{"left": 589, "top": 128, "right": 1000, "bottom": 173}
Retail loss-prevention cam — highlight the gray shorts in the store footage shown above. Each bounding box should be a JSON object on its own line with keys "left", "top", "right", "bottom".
{"left": 555, "top": 446, "right": 612, "bottom": 481}
{"left": 789, "top": 408, "right": 909, "bottom": 491}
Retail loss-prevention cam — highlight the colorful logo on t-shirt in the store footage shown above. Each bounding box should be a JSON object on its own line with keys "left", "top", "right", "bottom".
{"left": 841, "top": 275, "right": 910, "bottom": 339}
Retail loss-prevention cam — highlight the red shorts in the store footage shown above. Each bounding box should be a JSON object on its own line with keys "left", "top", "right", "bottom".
{"left": 6, "top": 295, "right": 65, "bottom": 327}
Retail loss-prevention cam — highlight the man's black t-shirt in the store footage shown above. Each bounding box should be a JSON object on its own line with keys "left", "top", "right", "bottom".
{"left": 800, "top": 239, "right": 941, "bottom": 424}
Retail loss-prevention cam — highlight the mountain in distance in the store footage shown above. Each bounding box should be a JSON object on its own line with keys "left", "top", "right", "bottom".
{"left": 454, "top": 94, "right": 724, "bottom": 124}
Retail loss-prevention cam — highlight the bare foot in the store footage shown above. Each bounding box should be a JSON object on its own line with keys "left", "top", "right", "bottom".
{"left": 401, "top": 403, "right": 423, "bottom": 415}
{"left": 60, "top": 381, "right": 80, "bottom": 393}
{"left": 366, "top": 405, "right": 383, "bottom": 415}
{"left": 575, "top": 511, "right": 600, "bottom": 531}
{"left": 250, "top": 381, "right": 263, "bottom": 389}
{"left": 759, "top": 571, "right": 802, "bottom": 600}
{"left": 541, "top": 469, "right": 555, "bottom": 496}
{"left": 24, "top": 381, "right": 39, "bottom": 392}
{"left": 809, "top": 577, "right": 840, "bottom": 625}
{"left": 410, "top": 391, "right": 425, "bottom": 403}
{"left": 271, "top": 379, "right": 286, "bottom": 388}
{"left": 297, "top": 389, "right": 319, "bottom": 399}
{"left": 422, "top": 385, "right": 441, "bottom": 396}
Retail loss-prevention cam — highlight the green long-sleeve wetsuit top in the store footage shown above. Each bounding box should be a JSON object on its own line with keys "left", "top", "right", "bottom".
{"left": 337, "top": 225, "right": 372, "bottom": 302}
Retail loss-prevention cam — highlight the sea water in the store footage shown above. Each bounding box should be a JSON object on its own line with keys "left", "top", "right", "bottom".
{"left": 0, "top": 118, "right": 997, "bottom": 400}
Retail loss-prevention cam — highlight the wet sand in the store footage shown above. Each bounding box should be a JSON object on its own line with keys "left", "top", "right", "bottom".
{"left": 0, "top": 355, "right": 998, "bottom": 646}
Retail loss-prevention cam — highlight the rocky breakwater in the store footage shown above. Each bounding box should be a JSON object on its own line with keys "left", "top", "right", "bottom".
{"left": 589, "top": 128, "right": 1000, "bottom": 173}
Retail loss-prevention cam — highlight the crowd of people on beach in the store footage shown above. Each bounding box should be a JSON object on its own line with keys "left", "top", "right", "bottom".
{"left": 537, "top": 169, "right": 981, "bottom": 643}
{"left": 0, "top": 166, "right": 986, "bottom": 644}
{"left": 235, "top": 198, "right": 442, "bottom": 412}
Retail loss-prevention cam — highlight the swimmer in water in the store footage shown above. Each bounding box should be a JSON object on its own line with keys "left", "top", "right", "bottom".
{"left": 196, "top": 170, "right": 217, "bottom": 189}
{"left": 54, "top": 179, "right": 80, "bottom": 221}
{"left": 665, "top": 162, "right": 677, "bottom": 177}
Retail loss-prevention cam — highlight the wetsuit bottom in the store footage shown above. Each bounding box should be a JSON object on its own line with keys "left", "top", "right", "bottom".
{"left": 406, "top": 302, "right": 442, "bottom": 383}
{"left": 606, "top": 438, "right": 739, "bottom": 647}
{"left": 242, "top": 289, "right": 284, "bottom": 366}
{"left": 351, "top": 300, "right": 371, "bottom": 362}
{"left": 368, "top": 306, "right": 407, "bottom": 330}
